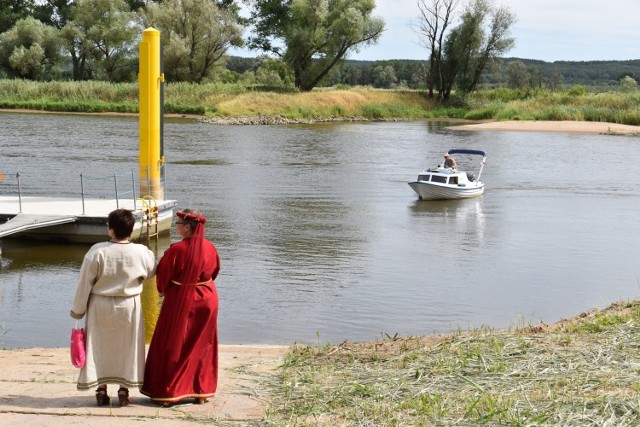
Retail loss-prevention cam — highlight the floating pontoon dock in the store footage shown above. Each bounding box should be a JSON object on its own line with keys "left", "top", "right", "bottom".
{"left": 0, "top": 195, "right": 176, "bottom": 243}
{"left": 0, "top": 29, "right": 178, "bottom": 244}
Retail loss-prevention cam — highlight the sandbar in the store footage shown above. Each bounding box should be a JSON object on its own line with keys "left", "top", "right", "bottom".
{"left": 450, "top": 120, "right": 640, "bottom": 135}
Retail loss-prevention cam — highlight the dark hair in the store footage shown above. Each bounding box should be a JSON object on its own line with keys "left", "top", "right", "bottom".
{"left": 108, "top": 209, "right": 135, "bottom": 239}
{"left": 179, "top": 208, "right": 202, "bottom": 232}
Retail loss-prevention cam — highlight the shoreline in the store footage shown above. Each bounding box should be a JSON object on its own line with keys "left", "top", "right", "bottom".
{"left": 0, "top": 108, "right": 202, "bottom": 120}
{"left": 3, "top": 109, "right": 640, "bottom": 134}
{"left": 2, "top": 299, "right": 638, "bottom": 425}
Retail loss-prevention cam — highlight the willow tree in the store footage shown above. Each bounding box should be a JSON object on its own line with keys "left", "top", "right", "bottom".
{"left": 416, "top": 0, "right": 515, "bottom": 100}
{"left": 141, "top": 0, "right": 243, "bottom": 83}
{"left": 451, "top": 0, "right": 515, "bottom": 94}
{"left": 246, "top": 0, "right": 384, "bottom": 91}
{"left": 0, "top": 17, "right": 61, "bottom": 79}
{"left": 58, "top": 0, "right": 137, "bottom": 81}
{"left": 68, "top": 0, "right": 138, "bottom": 82}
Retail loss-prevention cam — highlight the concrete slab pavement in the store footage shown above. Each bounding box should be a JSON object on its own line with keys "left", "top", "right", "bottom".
{"left": 0, "top": 345, "right": 288, "bottom": 426}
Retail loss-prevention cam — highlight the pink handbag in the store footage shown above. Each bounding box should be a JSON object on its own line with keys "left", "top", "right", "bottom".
{"left": 70, "top": 321, "right": 86, "bottom": 368}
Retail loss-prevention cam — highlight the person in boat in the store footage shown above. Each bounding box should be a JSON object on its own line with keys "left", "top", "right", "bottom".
{"left": 443, "top": 153, "right": 457, "bottom": 169}
{"left": 141, "top": 208, "right": 221, "bottom": 406}
{"left": 70, "top": 208, "right": 157, "bottom": 407}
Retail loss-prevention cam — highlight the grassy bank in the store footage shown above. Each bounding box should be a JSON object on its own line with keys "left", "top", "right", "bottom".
{"left": 466, "top": 87, "right": 640, "bottom": 125}
{"left": 1, "top": 79, "right": 640, "bottom": 125}
{"left": 261, "top": 299, "right": 640, "bottom": 426}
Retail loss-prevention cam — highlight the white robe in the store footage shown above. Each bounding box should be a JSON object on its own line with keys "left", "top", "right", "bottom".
{"left": 70, "top": 241, "right": 156, "bottom": 390}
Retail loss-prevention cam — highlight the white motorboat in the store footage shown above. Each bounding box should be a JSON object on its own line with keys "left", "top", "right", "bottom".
{"left": 408, "top": 149, "right": 487, "bottom": 200}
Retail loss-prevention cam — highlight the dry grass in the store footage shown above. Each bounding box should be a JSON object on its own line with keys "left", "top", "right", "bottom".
{"left": 212, "top": 87, "right": 434, "bottom": 119}
{"left": 263, "top": 299, "right": 640, "bottom": 426}
{"left": 2, "top": 80, "right": 640, "bottom": 126}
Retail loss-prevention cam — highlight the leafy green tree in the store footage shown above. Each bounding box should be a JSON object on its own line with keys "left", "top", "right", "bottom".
{"left": 620, "top": 75, "right": 638, "bottom": 92}
{"left": 255, "top": 57, "right": 294, "bottom": 86}
{"left": 567, "top": 84, "right": 586, "bottom": 96}
{"left": 446, "top": 0, "right": 515, "bottom": 97}
{"left": 32, "top": 0, "right": 73, "bottom": 29}
{"left": 77, "top": 0, "right": 138, "bottom": 82}
{"left": 527, "top": 64, "right": 542, "bottom": 88}
{"left": 246, "top": 0, "right": 384, "bottom": 91}
{"left": 60, "top": 0, "right": 138, "bottom": 81}
{"left": 384, "top": 60, "right": 427, "bottom": 89}
{"left": 417, "top": 0, "right": 515, "bottom": 100}
{"left": 372, "top": 64, "right": 397, "bottom": 88}
{"left": 451, "top": 0, "right": 515, "bottom": 93}
{"left": 215, "top": 0, "right": 248, "bottom": 24}
{"left": 255, "top": 67, "right": 284, "bottom": 86}
{"left": 59, "top": 3, "right": 93, "bottom": 80}
{"left": 505, "top": 59, "right": 527, "bottom": 88}
{"left": 0, "top": 17, "right": 61, "bottom": 79}
{"left": 59, "top": 24, "right": 90, "bottom": 80}
{"left": 226, "top": 55, "right": 262, "bottom": 74}
{"left": 326, "top": 61, "right": 369, "bottom": 86}
{"left": 546, "top": 68, "right": 563, "bottom": 91}
{"left": 0, "top": 0, "right": 36, "bottom": 33}
{"left": 141, "top": 0, "right": 243, "bottom": 83}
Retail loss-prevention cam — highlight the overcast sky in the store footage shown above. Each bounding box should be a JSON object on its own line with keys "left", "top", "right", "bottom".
{"left": 229, "top": 0, "right": 640, "bottom": 63}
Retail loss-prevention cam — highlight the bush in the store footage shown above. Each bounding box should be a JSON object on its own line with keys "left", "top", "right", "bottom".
{"left": 567, "top": 85, "right": 586, "bottom": 96}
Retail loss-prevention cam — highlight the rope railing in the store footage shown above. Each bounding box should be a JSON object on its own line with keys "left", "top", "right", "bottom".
{"left": 80, "top": 170, "right": 141, "bottom": 215}
{"left": 1, "top": 167, "right": 167, "bottom": 216}
{"left": 80, "top": 165, "right": 167, "bottom": 215}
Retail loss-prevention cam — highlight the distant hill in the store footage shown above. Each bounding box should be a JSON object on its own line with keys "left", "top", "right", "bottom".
{"left": 500, "top": 58, "right": 640, "bottom": 86}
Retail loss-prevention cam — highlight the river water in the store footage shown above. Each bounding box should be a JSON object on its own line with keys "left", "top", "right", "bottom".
{"left": 1, "top": 112, "right": 639, "bottom": 349}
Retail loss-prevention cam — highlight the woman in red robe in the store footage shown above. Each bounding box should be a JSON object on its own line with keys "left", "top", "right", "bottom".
{"left": 141, "top": 209, "right": 220, "bottom": 405}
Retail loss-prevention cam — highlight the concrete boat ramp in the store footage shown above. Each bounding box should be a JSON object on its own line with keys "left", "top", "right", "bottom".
{"left": 0, "top": 195, "right": 176, "bottom": 243}
{"left": 0, "top": 213, "right": 77, "bottom": 238}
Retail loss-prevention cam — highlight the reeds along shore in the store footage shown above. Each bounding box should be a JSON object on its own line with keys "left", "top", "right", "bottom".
{"left": 262, "top": 299, "right": 640, "bottom": 426}
{"left": 1, "top": 80, "right": 640, "bottom": 126}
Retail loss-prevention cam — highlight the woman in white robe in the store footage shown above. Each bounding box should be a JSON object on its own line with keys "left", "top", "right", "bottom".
{"left": 70, "top": 208, "right": 156, "bottom": 407}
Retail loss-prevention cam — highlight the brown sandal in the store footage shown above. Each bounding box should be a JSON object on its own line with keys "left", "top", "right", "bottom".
{"left": 95, "top": 385, "right": 110, "bottom": 406}
{"left": 196, "top": 397, "right": 208, "bottom": 404}
{"left": 118, "top": 387, "right": 131, "bottom": 407}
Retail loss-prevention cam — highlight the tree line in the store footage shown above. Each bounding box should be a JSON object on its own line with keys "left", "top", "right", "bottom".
{"left": 1, "top": 0, "right": 638, "bottom": 95}
{"left": 227, "top": 56, "right": 640, "bottom": 91}
{"left": 0, "top": 0, "right": 244, "bottom": 82}
{"left": 0, "top": 0, "right": 385, "bottom": 90}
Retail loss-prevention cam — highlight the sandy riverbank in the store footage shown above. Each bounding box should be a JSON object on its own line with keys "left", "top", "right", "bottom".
{"left": 0, "top": 344, "right": 288, "bottom": 426}
{"left": 450, "top": 120, "right": 640, "bottom": 135}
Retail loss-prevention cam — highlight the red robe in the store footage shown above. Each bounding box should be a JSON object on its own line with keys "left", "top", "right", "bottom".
{"left": 141, "top": 237, "right": 220, "bottom": 403}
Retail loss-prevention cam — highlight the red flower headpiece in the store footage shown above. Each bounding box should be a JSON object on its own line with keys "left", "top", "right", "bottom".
{"left": 177, "top": 210, "right": 207, "bottom": 224}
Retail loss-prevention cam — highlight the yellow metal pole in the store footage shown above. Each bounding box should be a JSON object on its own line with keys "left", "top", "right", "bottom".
{"left": 139, "top": 27, "right": 165, "bottom": 200}
{"left": 141, "top": 276, "right": 161, "bottom": 343}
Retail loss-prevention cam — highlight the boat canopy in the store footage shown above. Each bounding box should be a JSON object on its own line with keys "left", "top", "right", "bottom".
{"left": 448, "top": 149, "right": 486, "bottom": 157}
